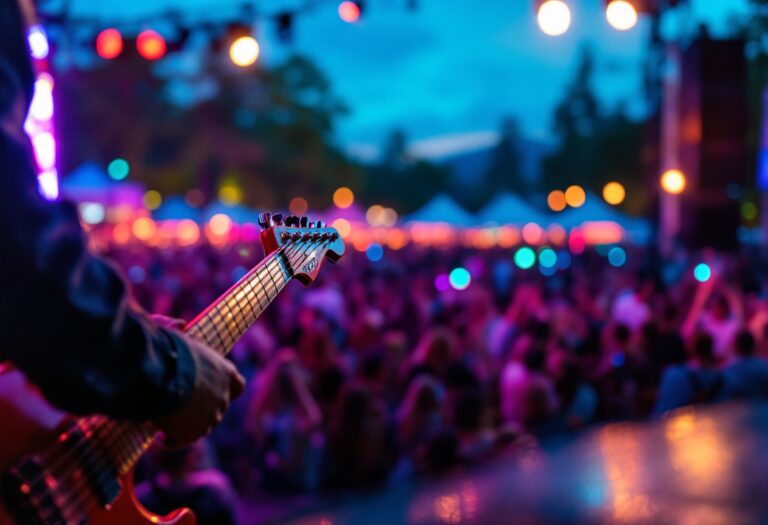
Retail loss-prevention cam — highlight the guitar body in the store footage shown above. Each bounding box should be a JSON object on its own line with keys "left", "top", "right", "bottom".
{"left": 0, "top": 366, "right": 195, "bottom": 525}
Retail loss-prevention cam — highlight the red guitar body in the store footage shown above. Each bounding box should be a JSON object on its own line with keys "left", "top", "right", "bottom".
{"left": 0, "top": 365, "right": 195, "bottom": 525}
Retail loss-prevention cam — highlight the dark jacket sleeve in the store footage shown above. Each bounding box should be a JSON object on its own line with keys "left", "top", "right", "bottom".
{"left": 0, "top": 127, "right": 197, "bottom": 421}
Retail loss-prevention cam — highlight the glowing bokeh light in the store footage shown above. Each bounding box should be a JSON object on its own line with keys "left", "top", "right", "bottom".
{"left": 338, "top": 1, "right": 361, "bottom": 22}
{"left": 289, "top": 197, "right": 309, "bottom": 215}
{"left": 522, "top": 223, "right": 544, "bottom": 245}
{"left": 37, "top": 170, "right": 59, "bottom": 200}
{"left": 209, "top": 213, "right": 233, "bottom": 236}
{"left": 565, "top": 185, "right": 586, "bottom": 208}
{"left": 366, "top": 243, "right": 384, "bottom": 262}
{"left": 539, "top": 248, "right": 557, "bottom": 268}
{"left": 107, "top": 158, "right": 130, "bottom": 180}
{"left": 435, "top": 274, "right": 451, "bottom": 293}
{"left": 333, "top": 187, "right": 355, "bottom": 209}
{"left": 143, "top": 190, "right": 163, "bottom": 210}
{"left": 366, "top": 204, "right": 386, "bottom": 226}
{"left": 557, "top": 250, "right": 572, "bottom": 269}
{"left": 603, "top": 181, "right": 626, "bottom": 205}
{"left": 607, "top": 246, "right": 627, "bottom": 267}
{"left": 449, "top": 267, "right": 472, "bottom": 291}
{"left": 741, "top": 202, "right": 758, "bottom": 221}
{"left": 96, "top": 28, "right": 123, "bottom": 60}
{"left": 219, "top": 184, "right": 243, "bottom": 206}
{"left": 694, "top": 263, "right": 712, "bottom": 283}
{"left": 548, "top": 190, "right": 567, "bottom": 212}
{"left": 32, "top": 132, "right": 56, "bottom": 170}
{"left": 514, "top": 247, "right": 536, "bottom": 269}
{"left": 28, "top": 25, "right": 49, "bottom": 60}
{"left": 229, "top": 36, "right": 260, "bottom": 67}
{"left": 661, "top": 169, "right": 686, "bottom": 195}
{"left": 132, "top": 217, "right": 156, "bottom": 241}
{"left": 537, "top": 0, "right": 571, "bottom": 36}
{"left": 136, "top": 30, "right": 166, "bottom": 61}
{"left": 29, "top": 76, "right": 54, "bottom": 122}
{"left": 185, "top": 189, "right": 205, "bottom": 208}
{"left": 79, "top": 202, "right": 105, "bottom": 224}
{"left": 177, "top": 220, "right": 200, "bottom": 246}
{"left": 332, "top": 218, "right": 352, "bottom": 238}
{"left": 606, "top": 0, "right": 638, "bottom": 31}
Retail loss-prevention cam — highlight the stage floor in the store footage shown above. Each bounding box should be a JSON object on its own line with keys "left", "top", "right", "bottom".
{"left": 278, "top": 402, "right": 768, "bottom": 525}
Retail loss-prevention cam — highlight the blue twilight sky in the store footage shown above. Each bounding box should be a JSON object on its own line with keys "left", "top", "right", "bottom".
{"left": 55, "top": 0, "right": 749, "bottom": 159}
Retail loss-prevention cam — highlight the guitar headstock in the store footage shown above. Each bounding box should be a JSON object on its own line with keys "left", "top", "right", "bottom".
{"left": 259, "top": 211, "right": 345, "bottom": 285}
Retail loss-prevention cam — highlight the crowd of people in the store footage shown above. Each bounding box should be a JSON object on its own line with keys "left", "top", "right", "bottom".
{"left": 101, "top": 235, "right": 768, "bottom": 523}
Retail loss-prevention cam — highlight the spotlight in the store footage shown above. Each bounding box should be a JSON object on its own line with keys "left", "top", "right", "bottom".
{"left": 605, "top": 0, "right": 638, "bottom": 31}
{"left": 661, "top": 169, "right": 686, "bottom": 195}
{"left": 536, "top": 0, "right": 571, "bottom": 37}
{"left": 229, "top": 36, "right": 260, "bottom": 67}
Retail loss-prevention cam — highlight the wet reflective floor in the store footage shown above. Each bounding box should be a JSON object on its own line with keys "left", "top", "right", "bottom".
{"left": 280, "top": 402, "right": 768, "bottom": 525}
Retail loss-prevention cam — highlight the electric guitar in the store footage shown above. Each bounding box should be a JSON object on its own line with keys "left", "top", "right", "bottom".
{"left": 0, "top": 213, "right": 345, "bottom": 525}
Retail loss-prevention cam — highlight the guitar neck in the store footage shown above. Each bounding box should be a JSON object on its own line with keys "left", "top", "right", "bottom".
{"left": 185, "top": 247, "right": 293, "bottom": 355}
{"left": 99, "top": 247, "right": 298, "bottom": 479}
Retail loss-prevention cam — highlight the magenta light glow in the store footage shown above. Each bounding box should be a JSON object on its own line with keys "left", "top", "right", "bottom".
{"left": 26, "top": 28, "right": 58, "bottom": 200}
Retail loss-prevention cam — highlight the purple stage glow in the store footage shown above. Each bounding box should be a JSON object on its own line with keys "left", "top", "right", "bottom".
{"left": 25, "top": 27, "right": 58, "bottom": 200}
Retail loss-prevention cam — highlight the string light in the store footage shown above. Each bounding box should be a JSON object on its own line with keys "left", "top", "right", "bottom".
{"left": 661, "top": 169, "right": 686, "bottom": 195}
{"left": 136, "top": 30, "right": 166, "bottom": 60}
{"left": 605, "top": 0, "right": 638, "bottom": 31}
{"left": 229, "top": 35, "right": 260, "bottom": 67}
{"left": 565, "top": 185, "right": 586, "bottom": 208}
{"left": 96, "top": 28, "right": 123, "bottom": 60}
{"left": 603, "top": 181, "right": 626, "bottom": 205}
{"left": 339, "top": 1, "right": 363, "bottom": 23}
{"left": 537, "top": 0, "right": 571, "bottom": 36}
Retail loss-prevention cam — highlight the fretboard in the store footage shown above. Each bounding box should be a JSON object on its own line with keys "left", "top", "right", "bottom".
{"left": 184, "top": 249, "right": 293, "bottom": 355}
{"left": 81, "top": 247, "right": 300, "bottom": 492}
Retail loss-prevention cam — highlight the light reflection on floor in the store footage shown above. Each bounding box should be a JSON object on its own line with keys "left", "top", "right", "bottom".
{"left": 280, "top": 403, "right": 768, "bottom": 525}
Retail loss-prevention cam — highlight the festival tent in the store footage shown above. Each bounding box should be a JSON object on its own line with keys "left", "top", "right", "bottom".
{"left": 405, "top": 194, "right": 477, "bottom": 226}
{"left": 60, "top": 162, "right": 144, "bottom": 208}
{"left": 557, "top": 192, "right": 651, "bottom": 242}
{"left": 153, "top": 195, "right": 202, "bottom": 222}
{"left": 477, "top": 193, "right": 549, "bottom": 226}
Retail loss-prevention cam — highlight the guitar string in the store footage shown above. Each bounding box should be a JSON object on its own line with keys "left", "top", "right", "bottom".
{"left": 35, "top": 239, "right": 325, "bottom": 519}
{"left": 43, "top": 242, "right": 313, "bottom": 518}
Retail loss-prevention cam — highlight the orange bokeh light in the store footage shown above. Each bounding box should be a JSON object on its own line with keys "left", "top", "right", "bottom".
{"left": 547, "top": 190, "right": 567, "bottom": 212}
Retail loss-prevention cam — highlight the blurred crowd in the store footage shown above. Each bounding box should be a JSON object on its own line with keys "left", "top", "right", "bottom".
{"left": 101, "top": 238, "right": 768, "bottom": 523}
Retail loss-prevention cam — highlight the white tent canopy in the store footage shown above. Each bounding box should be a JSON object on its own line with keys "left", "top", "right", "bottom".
{"left": 477, "top": 193, "right": 549, "bottom": 226}
{"left": 406, "top": 194, "right": 476, "bottom": 226}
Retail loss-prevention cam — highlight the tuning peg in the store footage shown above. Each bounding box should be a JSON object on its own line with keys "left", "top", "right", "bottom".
{"left": 257, "top": 211, "right": 273, "bottom": 230}
{"left": 284, "top": 215, "right": 296, "bottom": 227}
{"left": 272, "top": 213, "right": 284, "bottom": 225}
{"left": 300, "top": 216, "right": 309, "bottom": 228}
{"left": 308, "top": 221, "right": 316, "bottom": 228}
{"left": 315, "top": 220, "right": 324, "bottom": 228}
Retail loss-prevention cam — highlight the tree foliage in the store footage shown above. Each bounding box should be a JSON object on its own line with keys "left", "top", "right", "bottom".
{"left": 542, "top": 47, "right": 647, "bottom": 213}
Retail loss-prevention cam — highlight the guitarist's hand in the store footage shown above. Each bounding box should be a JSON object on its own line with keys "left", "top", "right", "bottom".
{"left": 155, "top": 334, "right": 246, "bottom": 447}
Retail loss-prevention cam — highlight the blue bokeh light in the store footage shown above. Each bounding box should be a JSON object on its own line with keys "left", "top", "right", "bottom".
{"left": 514, "top": 247, "right": 536, "bottom": 270}
{"left": 449, "top": 267, "right": 472, "bottom": 290}
{"left": 694, "top": 263, "right": 712, "bottom": 283}
{"left": 108, "top": 158, "right": 130, "bottom": 180}
{"left": 366, "top": 243, "right": 384, "bottom": 262}
{"left": 539, "top": 248, "right": 557, "bottom": 268}
{"left": 607, "top": 247, "right": 627, "bottom": 268}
